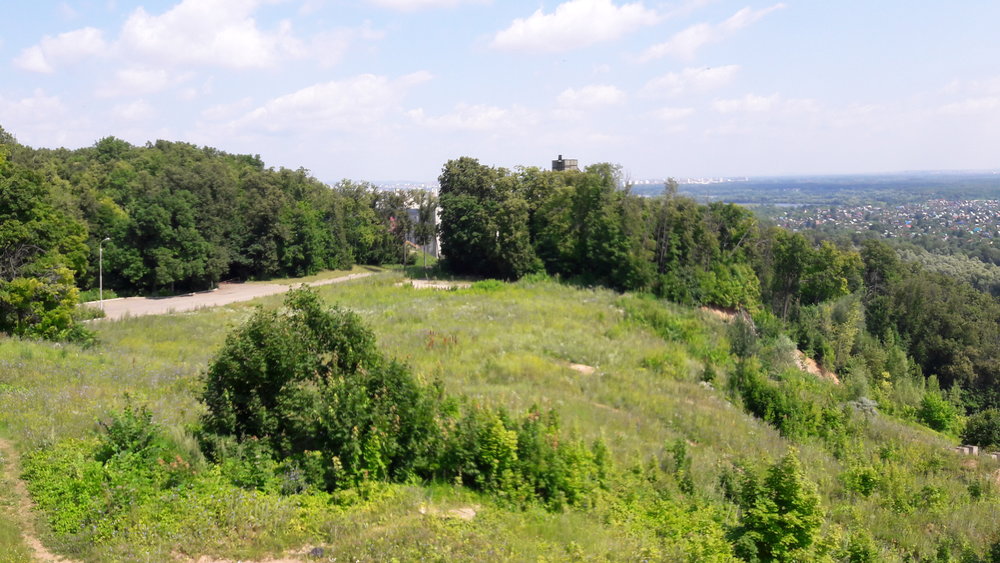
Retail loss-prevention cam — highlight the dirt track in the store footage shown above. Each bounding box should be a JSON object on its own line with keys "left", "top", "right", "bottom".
{"left": 0, "top": 438, "right": 79, "bottom": 563}
{"left": 85, "top": 272, "right": 376, "bottom": 321}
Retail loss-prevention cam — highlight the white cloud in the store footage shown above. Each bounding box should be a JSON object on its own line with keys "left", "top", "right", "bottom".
{"left": 492, "top": 0, "right": 659, "bottom": 53}
{"left": 0, "top": 91, "right": 92, "bottom": 147}
{"left": 310, "top": 23, "right": 385, "bottom": 68}
{"left": 939, "top": 97, "right": 1000, "bottom": 116}
{"left": 13, "top": 27, "right": 108, "bottom": 73}
{"left": 96, "top": 67, "right": 188, "bottom": 97}
{"left": 557, "top": 84, "right": 626, "bottom": 108}
{"left": 641, "top": 3, "right": 784, "bottom": 61}
{"left": 119, "top": 0, "right": 304, "bottom": 69}
{"left": 640, "top": 65, "right": 739, "bottom": 97}
{"left": 651, "top": 106, "right": 695, "bottom": 121}
{"left": 112, "top": 99, "right": 156, "bottom": 121}
{"left": 57, "top": 2, "right": 79, "bottom": 20}
{"left": 368, "top": 0, "right": 486, "bottom": 10}
{"left": 408, "top": 103, "right": 535, "bottom": 131}
{"left": 201, "top": 98, "right": 255, "bottom": 121}
{"left": 941, "top": 76, "right": 1000, "bottom": 98}
{"left": 229, "top": 72, "right": 432, "bottom": 133}
{"left": 713, "top": 93, "right": 816, "bottom": 114}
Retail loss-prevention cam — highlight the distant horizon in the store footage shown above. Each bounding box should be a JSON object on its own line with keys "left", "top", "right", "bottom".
{"left": 6, "top": 124, "right": 1000, "bottom": 189}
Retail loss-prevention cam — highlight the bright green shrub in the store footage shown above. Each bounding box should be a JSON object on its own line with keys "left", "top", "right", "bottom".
{"left": 438, "top": 404, "right": 608, "bottom": 509}
{"left": 21, "top": 438, "right": 105, "bottom": 536}
{"left": 513, "top": 407, "right": 608, "bottom": 509}
{"left": 842, "top": 464, "right": 883, "bottom": 497}
{"left": 917, "top": 390, "right": 962, "bottom": 435}
{"left": 21, "top": 403, "right": 195, "bottom": 540}
{"left": 845, "top": 529, "right": 879, "bottom": 562}
{"left": 731, "top": 449, "right": 824, "bottom": 562}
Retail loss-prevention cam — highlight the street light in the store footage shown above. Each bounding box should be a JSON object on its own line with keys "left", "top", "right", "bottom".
{"left": 99, "top": 237, "right": 110, "bottom": 310}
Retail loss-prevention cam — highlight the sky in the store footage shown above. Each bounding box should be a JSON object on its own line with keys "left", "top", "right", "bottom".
{"left": 1, "top": 0, "right": 999, "bottom": 184}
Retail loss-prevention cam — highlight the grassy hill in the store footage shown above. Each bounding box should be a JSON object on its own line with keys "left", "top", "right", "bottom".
{"left": 0, "top": 272, "right": 994, "bottom": 561}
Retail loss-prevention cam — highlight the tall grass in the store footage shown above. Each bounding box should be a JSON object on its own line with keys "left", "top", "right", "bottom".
{"left": 0, "top": 271, "right": 996, "bottom": 560}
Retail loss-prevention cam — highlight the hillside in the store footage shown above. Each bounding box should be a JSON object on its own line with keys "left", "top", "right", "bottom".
{"left": 0, "top": 271, "right": 993, "bottom": 562}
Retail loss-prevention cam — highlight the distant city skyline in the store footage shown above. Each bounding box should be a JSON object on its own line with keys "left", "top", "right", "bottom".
{"left": 2, "top": 1, "right": 999, "bottom": 184}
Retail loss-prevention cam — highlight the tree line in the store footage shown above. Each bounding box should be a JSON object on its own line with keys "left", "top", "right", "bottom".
{"left": 0, "top": 128, "right": 433, "bottom": 340}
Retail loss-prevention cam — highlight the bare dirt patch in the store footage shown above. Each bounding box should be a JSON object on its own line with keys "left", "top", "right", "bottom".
{"left": 699, "top": 306, "right": 737, "bottom": 322}
{"left": 0, "top": 438, "right": 80, "bottom": 563}
{"left": 795, "top": 350, "right": 840, "bottom": 384}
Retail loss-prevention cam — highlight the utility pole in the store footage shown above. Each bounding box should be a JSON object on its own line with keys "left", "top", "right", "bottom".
{"left": 99, "top": 237, "right": 110, "bottom": 310}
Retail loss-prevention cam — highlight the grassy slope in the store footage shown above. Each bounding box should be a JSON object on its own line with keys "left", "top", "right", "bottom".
{"left": 0, "top": 272, "right": 993, "bottom": 561}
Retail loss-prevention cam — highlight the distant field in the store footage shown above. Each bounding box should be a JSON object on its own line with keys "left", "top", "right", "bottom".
{"left": 0, "top": 271, "right": 988, "bottom": 561}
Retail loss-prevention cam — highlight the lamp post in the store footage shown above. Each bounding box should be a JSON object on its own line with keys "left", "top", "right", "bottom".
{"left": 99, "top": 237, "right": 110, "bottom": 310}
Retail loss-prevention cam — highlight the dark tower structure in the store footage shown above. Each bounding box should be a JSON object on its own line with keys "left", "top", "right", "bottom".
{"left": 552, "top": 154, "right": 579, "bottom": 172}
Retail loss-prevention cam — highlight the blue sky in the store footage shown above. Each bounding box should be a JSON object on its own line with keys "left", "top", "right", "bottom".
{"left": 2, "top": 1, "right": 999, "bottom": 183}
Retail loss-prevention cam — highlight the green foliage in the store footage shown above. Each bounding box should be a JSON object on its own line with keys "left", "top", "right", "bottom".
{"left": 0, "top": 151, "right": 91, "bottom": 341}
{"left": 201, "top": 287, "right": 441, "bottom": 488}
{"left": 731, "top": 449, "right": 824, "bottom": 562}
{"left": 962, "top": 409, "right": 1000, "bottom": 449}
{"left": 918, "top": 390, "right": 962, "bottom": 435}
{"left": 845, "top": 529, "right": 880, "bottom": 562}
{"left": 21, "top": 401, "right": 196, "bottom": 541}
{"left": 438, "top": 158, "right": 541, "bottom": 279}
{"left": 201, "top": 286, "right": 608, "bottom": 509}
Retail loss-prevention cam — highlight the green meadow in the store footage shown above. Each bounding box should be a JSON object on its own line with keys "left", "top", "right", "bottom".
{"left": 0, "top": 271, "right": 996, "bottom": 561}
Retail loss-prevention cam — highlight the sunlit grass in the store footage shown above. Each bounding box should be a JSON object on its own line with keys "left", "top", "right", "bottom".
{"left": 0, "top": 271, "right": 997, "bottom": 560}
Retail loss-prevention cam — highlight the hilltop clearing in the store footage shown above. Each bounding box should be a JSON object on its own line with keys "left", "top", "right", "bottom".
{"left": 0, "top": 273, "right": 994, "bottom": 561}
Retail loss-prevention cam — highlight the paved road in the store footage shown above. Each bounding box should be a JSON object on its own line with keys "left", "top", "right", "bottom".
{"left": 86, "top": 272, "right": 376, "bottom": 321}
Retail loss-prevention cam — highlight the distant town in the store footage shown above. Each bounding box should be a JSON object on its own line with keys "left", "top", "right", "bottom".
{"left": 777, "top": 199, "right": 1000, "bottom": 241}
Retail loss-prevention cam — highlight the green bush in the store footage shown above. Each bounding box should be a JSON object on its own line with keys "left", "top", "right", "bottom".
{"left": 469, "top": 279, "right": 506, "bottom": 292}
{"left": 21, "top": 402, "right": 195, "bottom": 540}
{"left": 962, "top": 408, "right": 1000, "bottom": 448}
{"left": 201, "top": 287, "right": 441, "bottom": 489}
{"left": 731, "top": 449, "right": 824, "bottom": 562}
{"left": 917, "top": 390, "right": 962, "bottom": 435}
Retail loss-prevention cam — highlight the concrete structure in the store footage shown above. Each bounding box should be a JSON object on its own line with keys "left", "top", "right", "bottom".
{"left": 552, "top": 155, "right": 579, "bottom": 172}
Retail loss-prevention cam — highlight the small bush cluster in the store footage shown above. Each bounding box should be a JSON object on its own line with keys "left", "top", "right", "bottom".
{"left": 22, "top": 402, "right": 196, "bottom": 539}
{"left": 730, "top": 357, "right": 854, "bottom": 444}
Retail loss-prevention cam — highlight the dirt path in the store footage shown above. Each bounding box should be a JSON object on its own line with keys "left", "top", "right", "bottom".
{"left": 86, "top": 272, "right": 377, "bottom": 321}
{"left": 0, "top": 438, "right": 79, "bottom": 563}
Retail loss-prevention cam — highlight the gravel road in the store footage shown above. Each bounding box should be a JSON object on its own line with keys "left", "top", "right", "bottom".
{"left": 86, "top": 272, "right": 376, "bottom": 321}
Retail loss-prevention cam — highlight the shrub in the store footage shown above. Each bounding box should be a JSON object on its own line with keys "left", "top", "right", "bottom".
{"left": 731, "top": 449, "right": 824, "bottom": 562}
{"left": 200, "top": 287, "right": 441, "bottom": 489}
{"left": 962, "top": 408, "right": 1000, "bottom": 449}
{"left": 22, "top": 401, "right": 195, "bottom": 539}
{"left": 437, "top": 404, "right": 608, "bottom": 509}
{"left": 917, "top": 390, "right": 962, "bottom": 435}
